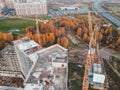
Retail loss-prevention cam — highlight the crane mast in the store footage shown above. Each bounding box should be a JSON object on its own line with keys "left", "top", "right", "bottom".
{"left": 82, "top": 11, "right": 98, "bottom": 90}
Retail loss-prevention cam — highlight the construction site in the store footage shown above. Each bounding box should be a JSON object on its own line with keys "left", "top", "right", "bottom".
{"left": 0, "top": 37, "right": 68, "bottom": 90}
{"left": 0, "top": 2, "right": 120, "bottom": 89}
{"left": 82, "top": 12, "right": 108, "bottom": 90}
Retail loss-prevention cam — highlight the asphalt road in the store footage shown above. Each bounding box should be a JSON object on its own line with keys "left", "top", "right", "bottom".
{"left": 93, "top": 0, "right": 120, "bottom": 28}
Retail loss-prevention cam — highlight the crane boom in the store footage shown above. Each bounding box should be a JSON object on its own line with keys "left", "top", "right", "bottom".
{"left": 82, "top": 11, "right": 93, "bottom": 90}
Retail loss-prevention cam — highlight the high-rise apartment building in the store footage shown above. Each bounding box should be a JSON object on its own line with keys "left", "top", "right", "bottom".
{"left": 0, "top": 0, "right": 14, "bottom": 8}
{"left": 0, "top": 0, "right": 47, "bottom": 16}
{"left": 13, "top": 0, "right": 47, "bottom": 16}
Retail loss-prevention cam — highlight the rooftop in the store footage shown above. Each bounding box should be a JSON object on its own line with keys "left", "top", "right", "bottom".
{"left": 0, "top": 76, "right": 24, "bottom": 88}
{"left": 59, "top": 6, "right": 79, "bottom": 10}
{"left": 1, "top": 45, "right": 15, "bottom": 55}
{"left": 17, "top": 41, "right": 39, "bottom": 51}
{"left": 25, "top": 44, "right": 68, "bottom": 90}
{"left": 0, "top": 54, "right": 7, "bottom": 71}
{"left": 14, "top": 37, "right": 42, "bottom": 55}
{"left": 93, "top": 73, "right": 105, "bottom": 84}
{"left": 93, "top": 63, "right": 102, "bottom": 73}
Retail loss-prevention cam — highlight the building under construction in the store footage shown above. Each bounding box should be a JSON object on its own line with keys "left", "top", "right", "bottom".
{"left": 1, "top": 45, "right": 21, "bottom": 71}
{"left": 13, "top": 37, "right": 42, "bottom": 78}
{"left": 0, "top": 37, "right": 68, "bottom": 90}
{"left": 24, "top": 43, "right": 68, "bottom": 90}
{"left": 0, "top": 44, "right": 24, "bottom": 90}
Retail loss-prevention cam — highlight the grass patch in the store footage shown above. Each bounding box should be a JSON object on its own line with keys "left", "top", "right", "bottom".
{"left": 109, "top": 7, "right": 120, "bottom": 12}
{"left": 0, "top": 18, "right": 35, "bottom": 33}
{"left": 71, "top": 80, "right": 82, "bottom": 90}
{"left": 68, "top": 63, "right": 85, "bottom": 90}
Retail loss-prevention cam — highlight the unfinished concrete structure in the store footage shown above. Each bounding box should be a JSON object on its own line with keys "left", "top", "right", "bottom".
{"left": 0, "top": 37, "right": 68, "bottom": 90}
{"left": 13, "top": 37, "right": 42, "bottom": 78}
{"left": 0, "top": 45, "right": 24, "bottom": 90}
{"left": 1, "top": 45, "right": 20, "bottom": 71}
{"left": 24, "top": 44, "right": 68, "bottom": 90}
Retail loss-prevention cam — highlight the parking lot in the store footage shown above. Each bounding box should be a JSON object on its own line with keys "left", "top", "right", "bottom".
{"left": 48, "top": 8, "right": 89, "bottom": 18}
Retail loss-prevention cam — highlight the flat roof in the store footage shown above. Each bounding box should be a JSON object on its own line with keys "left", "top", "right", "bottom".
{"left": 93, "top": 73, "right": 105, "bottom": 84}
{"left": 93, "top": 63, "right": 102, "bottom": 73}
{"left": 17, "top": 40, "right": 39, "bottom": 51}
{"left": 0, "top": 76, "right": 24, "bottom": 88}
{"left": 28, "top": 53, "right": 38, "bottom": 63}
{"left": 25, "top": 44, "right": 68, "bottom": 90}
{"left": 60, "top": 6, "right": 79, "bottom": 9}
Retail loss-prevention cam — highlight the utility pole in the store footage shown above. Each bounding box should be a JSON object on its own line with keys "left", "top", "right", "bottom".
{"left": 35, "top": 15, "right": 40, "bottom": 44}
{"left": 63, "top": 0, "right": 65, "bottom": 6}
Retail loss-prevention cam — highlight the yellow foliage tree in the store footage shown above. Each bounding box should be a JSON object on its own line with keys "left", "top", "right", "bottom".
{"left": 48, "top": 21, "right": 54, "bottom": 32}
{"left": 97, "top": 32, "right": 103, "bottom": 41}
{"left": 83, "top": 33, "right": 88, "bottom": 42}
{"left": 117, "top": 37, "right": 120, "bottom": 44}
{"left": 77, "top": 28, "right": 82, "bottom": 36}
{"left": 49, "top": 33, "right": 55, "bottom": 44}
{"left": 61, "top": 36, "right": 69, "bottom": 48}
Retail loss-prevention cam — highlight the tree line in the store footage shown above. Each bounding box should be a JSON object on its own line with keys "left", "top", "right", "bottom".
{"left": 17, "top": 21, "right": 69, "bottom": 48}
{"left": 54, "top": 15, "right": 120, "bottom": 50}
{"left": 0, "top": 14, "right": 119, "bottom": 50}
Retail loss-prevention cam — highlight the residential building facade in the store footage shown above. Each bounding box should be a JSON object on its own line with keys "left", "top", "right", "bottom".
{"left": 0, "top": 0, "right": 47, "bottom": 16}
{"left": 0, "top": 0, "right": 14, "bottom": 8}
{"left": 13, "top": 0, "right": 47, "bottom": 16}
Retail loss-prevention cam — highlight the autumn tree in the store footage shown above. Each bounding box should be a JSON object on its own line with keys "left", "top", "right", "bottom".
{"left": 60, "top": 20, "right": 69, "bottom": 28}
{"left": 17, "top": 34, "right": 25, "bottom": 39}
{"left": 0, "top": 32, "right": 3, "bottom": 39}
{"left": 100, "top": 29, "right": 104, "bottom": 34}
{"left": 57, "top": 37, "right": 61, "bottom": 45}
{"left": 83, "top": 33, "right": 89, "bottom": 42}
{"left": 77, "top": 27, "right": 82, "bottom": 36}
{"left": 97, "top": 32, "right": 103, "bottom": 41}
{"left": 40, "top": 23, "right": 46, "bottom": 33}
{"left": 60, "top": 27, "right": 65, "bottom": 35}
{"left": 3, "top": 33, "right": 8, "bottom": 40}
{"left": 42, "top": 34, "right": 47, "bottom": 46}
{"left": 48, "top": 21, "right": 54, "bottom": 32}
{"left": 108, "top": 26, "right": 113, "bottom": 33}
{"left": 117, "top": 37, "right": 120, "bottom": 45}
{"left": 8, "top": 34, "right": 13, "bottom": 40}
{"left": 84, "top": 26, "right": 88, "bottom": 33}
{"left": 60, "top": 36, "right": 69, "bottom": 48}
{"left": 69, "top": 21, "right": 76, "bottom": 29}
{"left": 33, "top": 33, "right": 38, "bottom": 42}
{"left": 0, "top": 32, "right": 13, "bottom": 41}
{"left": 49, "top": 33, "right": 55, "bottom": 44}
{"left": 45, "top": 33, "right": 49, "bottom": 43}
